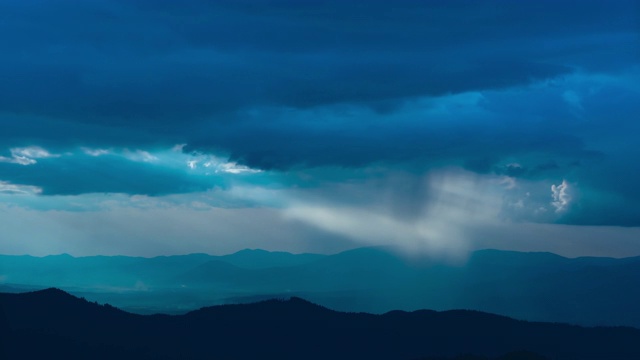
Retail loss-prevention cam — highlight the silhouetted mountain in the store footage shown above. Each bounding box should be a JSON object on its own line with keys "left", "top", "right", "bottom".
{"left": 420, "top": 352, "right": 549, "bottom": 360}
{"left": 2, "top": 289, "right": 639, "bottom": 360}
{"left": 3, "top": 248, "right": 640, "bottom": 327}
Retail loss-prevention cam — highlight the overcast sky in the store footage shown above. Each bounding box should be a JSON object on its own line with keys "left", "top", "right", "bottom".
{"left": 1, "top": 0, "right": 639, "bottom": 257}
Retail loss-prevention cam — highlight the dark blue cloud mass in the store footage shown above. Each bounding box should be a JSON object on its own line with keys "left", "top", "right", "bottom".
{"left": 0, "top": 0, "right": 639, "bottom": 228}
{"left": 1, "top": 0, "right": 635, "bottom": 124}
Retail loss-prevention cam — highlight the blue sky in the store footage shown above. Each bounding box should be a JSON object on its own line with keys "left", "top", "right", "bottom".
{"left": 1, "top": 0, "right": 639, "bottom": 257}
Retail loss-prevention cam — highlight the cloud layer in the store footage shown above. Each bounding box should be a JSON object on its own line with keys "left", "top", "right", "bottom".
{"left": 1, "top": 1, "right": 639, "bottom": 256}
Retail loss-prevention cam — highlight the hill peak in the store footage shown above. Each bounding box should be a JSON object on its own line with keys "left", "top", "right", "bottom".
{"left": 44, "top": 253, "right": 75, "bottom": 258}
{"left": 232, "top": 248, "right": 272, "bottom": 255}
{"left": 32, "top": 287, "right": 74, "bottom": 297}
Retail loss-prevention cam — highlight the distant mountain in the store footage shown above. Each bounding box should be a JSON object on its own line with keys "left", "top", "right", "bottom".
{"left": 0, "top": 252, "right": 214, "bottom": 288}
{"left": 220, "top": 248, "right": 324, "bottom": 269}
{"left": 2, "top": 289, "right": 639, "bottom": 360}
{"left": 2, "top": 247, "right": 640, "bottom": 327}
{"left": 0, "top": 250, "right": 324, "bottom": 288}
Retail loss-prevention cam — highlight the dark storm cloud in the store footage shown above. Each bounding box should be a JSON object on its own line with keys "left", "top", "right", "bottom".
{"left": 186, "top": 103, "right": 597, "bottom": 171}
{"left": 2, "top": 0, "right": 640, "bottom": 228}
{"left": 1, "top": 0, "right": 636, "bottom": 127}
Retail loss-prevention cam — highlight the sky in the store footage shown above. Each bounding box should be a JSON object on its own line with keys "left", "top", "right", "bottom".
{"left": 1, "top": 0, "right": 639, "bottom": 258}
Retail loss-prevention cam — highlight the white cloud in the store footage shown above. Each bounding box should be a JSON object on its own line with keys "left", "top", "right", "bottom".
{"left": 0, "top": 154, "right": 36, "bottom": 165}
{"left": 11, "top": 146, "right": 56, "bottom": 159}
{"left": 0, "top": 181, "right": 42, "bottom": 195}
{"left": 123, "top": 149, "right": 159, "bottom": 163}
{"left": 217, "top": 162, "right": 262, "bottom": 174}
{"left": 81, "top": 147, "right": 110, "bottom": 156}
{"left": 183, "top": 151, "right": 262, "bottom": 174}
{"left": 551, "top": 179, "right": 571, "bottom": 213}
{"left": 0, "top": 146, "right": 59, "bottom": 165}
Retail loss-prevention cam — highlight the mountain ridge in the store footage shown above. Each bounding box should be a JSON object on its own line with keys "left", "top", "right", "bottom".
{"left": 2, "top": 288, "right": 640, "bottom": 360}
{"left": 3, "top": 247, "right": 640, "bottom": 327}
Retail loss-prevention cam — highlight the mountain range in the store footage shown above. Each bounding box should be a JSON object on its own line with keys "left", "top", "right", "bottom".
{"left": 2, "top": 247, "right": 640, "bottom": 327}
{"left": 2, "top": 288, "right": 640, "bottom": 360}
